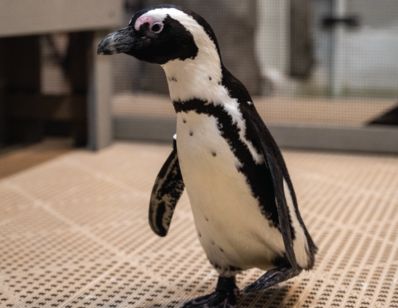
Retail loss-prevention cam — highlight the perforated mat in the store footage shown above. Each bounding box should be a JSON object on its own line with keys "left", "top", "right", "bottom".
{"left": 0, "top": 142, "right": 397, "bottom": 307}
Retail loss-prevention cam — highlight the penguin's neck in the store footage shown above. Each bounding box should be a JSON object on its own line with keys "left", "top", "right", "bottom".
{"left": 161, "top": 48, "right": 230, "bottom": 103}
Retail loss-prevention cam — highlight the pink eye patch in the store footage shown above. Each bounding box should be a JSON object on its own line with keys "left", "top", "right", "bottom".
{"left": 135, "top": 15, "right": 156, "bottom": 31}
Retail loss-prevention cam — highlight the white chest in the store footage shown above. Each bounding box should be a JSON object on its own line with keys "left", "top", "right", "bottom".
{"left": 176, "top": 111, "right": 284, "bottom": 271}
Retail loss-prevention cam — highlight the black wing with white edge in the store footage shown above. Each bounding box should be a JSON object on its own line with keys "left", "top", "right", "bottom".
{"left": 241, "top": 103, "right": 316, "bottom": 270}
{"left": 149, "top": 138, "right": 185, "bottom": 237}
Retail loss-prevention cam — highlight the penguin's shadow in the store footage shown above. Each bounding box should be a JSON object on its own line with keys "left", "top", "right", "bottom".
{"left": 238, "top": 285, "right": 292, "bottom": 307}
{"left": 146, "top": 286, "right": 292, "bottom": 307}
{"left": 145, "top": 300, "right": 183, "bottom": 308}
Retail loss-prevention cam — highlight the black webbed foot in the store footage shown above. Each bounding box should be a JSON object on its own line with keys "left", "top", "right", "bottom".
{"left": 244, "top": 266, "right": 300, "bottom": 293}
{"left": 182, "top": 276, "right": 239, "bottom": 308}
{"left": 182, "top": 292, "right": 236, "bottom": 308}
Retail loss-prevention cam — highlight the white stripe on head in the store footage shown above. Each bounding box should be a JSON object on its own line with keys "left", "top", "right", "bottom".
{"left": 139, "top": 8, "right": 222, "bottom": 102}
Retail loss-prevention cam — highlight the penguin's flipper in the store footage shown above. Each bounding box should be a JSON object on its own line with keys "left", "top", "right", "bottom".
{"left": 241, "top": 105, "right": 302, "bottom": 270}
{"left": 251, "top": 118, "right": 318, "bottom": 270}
{"left": 149, "top": 137, "right": 185, "bottom": 237}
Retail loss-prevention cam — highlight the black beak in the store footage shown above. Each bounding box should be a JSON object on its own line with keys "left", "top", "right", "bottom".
{"left": 97, "top": 27, "right": 135, "bottom": 55}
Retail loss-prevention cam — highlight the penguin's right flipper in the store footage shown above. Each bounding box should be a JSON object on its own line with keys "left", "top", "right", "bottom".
{"left": 149, "top": 137, "right": 185, "bottom": 237}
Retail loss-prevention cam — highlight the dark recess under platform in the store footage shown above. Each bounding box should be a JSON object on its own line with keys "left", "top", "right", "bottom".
{"left": 367, "top": 103, "right": 398, "bottom": 126}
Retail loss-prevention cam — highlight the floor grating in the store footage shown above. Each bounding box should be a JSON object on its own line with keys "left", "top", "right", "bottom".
{"left": 0, "top": 142, "right": 397, "bottom": 307}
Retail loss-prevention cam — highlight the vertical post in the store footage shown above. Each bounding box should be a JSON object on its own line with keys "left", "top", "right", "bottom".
{"left": 256, "top": 0, "right": 289, "bottom": 93}
{"left": 0, "top": 39, "right": 5, "bottom": 147}
{"left": 329, "top": 0, "right": 346, "bottom": 97}
{"left": 3, "top": 36, "right": 43, "bottom": 143}
{"left": 65, "top": 32, "right": 90, "bottom": 147}
{"left": 289, "top": 0, "right": 314, "bottom": 79}
{"left": 87, "top": 31, "right": 113, "bottom": 150}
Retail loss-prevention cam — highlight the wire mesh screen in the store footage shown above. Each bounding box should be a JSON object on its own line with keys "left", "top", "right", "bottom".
{"left": 1, "top": 2, "right": 398, "bottom": 308}
{"left": 111, "top": 0, "right": 398, "bottom": 137}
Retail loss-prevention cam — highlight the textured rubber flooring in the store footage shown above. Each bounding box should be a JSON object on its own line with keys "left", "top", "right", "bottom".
{"left": 0, "top": 142, "right": 397, "bottom": 308}
{"left": 0, "top": 139, "right": 72, "bottom": 180}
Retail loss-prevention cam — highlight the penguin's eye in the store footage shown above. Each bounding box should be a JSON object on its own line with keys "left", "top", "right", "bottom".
{"left": 150, "top": 22, "right": 163, "bottom": 34}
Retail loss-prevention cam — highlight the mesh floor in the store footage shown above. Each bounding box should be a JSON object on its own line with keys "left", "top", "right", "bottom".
{"left": 0, "top": 142, "right": 397, "bottom": 308}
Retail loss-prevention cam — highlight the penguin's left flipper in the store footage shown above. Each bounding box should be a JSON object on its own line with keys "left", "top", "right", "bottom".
{"left": 149, "top": 137, "right": 185, "bottom": 237}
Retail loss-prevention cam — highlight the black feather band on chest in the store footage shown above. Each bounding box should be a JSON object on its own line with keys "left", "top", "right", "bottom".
{"left": 173, "top": 99, "right": 293, "bottom": 236}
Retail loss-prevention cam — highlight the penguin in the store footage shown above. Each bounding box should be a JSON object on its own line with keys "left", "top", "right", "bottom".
{"left": 97, "top": 5, "right": 317, "bottom": 307}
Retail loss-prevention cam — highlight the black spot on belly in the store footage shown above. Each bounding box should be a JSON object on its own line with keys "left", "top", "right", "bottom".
{"left": 189, "top": 131, "right": 194, "bottom": 136}
{"left": 209, "top": 76, "right": 212, "bottom": 81}
{"left": 228, "top": 265, "right": 242, "bottom": 272}
{"left": 218, "top": 247, "right": 225, "bottom": 253}
{"left": 205, "top": 216, "right": 209, "bottom": 222}
{"left": 169, "top": 76, "right": 178, "bottom": 82}
{"left": 211, "top": 151, "right": 217, "bottom": 157}
{"left": 183, "top": 119, "right": 187, "bottom": 124}
{"left": 209, "top": 260, "right": 242, "bottom": 274}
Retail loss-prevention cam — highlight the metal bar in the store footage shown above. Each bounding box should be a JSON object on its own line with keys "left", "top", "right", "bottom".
{"left": 87, "top": 31, "right": 113, "bottom": 150}
{"left": 114, "top": 116, "right": 398, "bottom": 154}
{"left": 0, "top": 0, "right": 123, "bottom": 37}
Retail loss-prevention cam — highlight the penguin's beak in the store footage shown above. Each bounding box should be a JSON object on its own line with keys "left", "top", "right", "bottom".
{"left": 97, "top": 27, "right": 135, "bottom": 55}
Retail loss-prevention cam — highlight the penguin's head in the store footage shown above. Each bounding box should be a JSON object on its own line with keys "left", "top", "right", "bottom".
{"left": 97, "top": 5, "right": 220, "bottom": 65}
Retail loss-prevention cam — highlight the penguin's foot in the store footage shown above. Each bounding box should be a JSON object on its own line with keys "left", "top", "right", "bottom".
{"left": 182, "top": 276, "right": 239, "bottom": 308}
{"left": 244, "top": 266, "right": 300, "bottom": 293}
{"left": 181, "top": 291, "right": 237, "bottom": 308}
